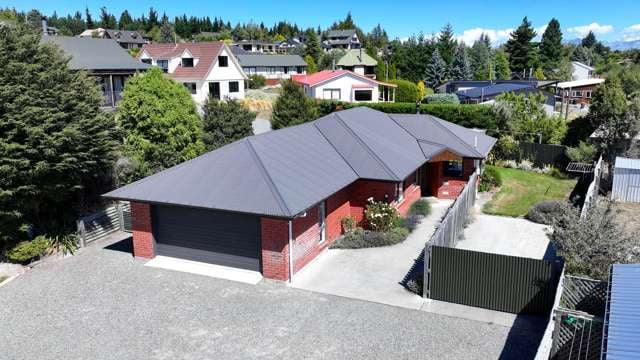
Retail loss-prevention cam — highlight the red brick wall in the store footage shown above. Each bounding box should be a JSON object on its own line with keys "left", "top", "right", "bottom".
{"left": 428, "top": 159, "right": 476, "bottom": 199}
{"left": 260, "top": 217, "right": 290, "bottom": 281}
{"left": 131, "top": 202, "right": 155, "bottom": 259}
{"left": 348, "top": 180, "right": 396, "bottom": 224}
{"left": 394, "top": 184, "right": 421, "bottom": 216}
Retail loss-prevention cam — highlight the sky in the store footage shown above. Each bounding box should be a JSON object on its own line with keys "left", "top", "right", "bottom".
{"left": 3, "top": 0, "right": 640, "bottom": 44}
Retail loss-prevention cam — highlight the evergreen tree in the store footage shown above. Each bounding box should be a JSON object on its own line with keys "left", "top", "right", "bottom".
{"left": 85, "top": 6, "right": 94, "bottom": 28}
{"left": 581, "top": 31, "right": 596, "bottom": 48}
{"left": 539, "top": 18, "right": 563, "bottom": 73}
{"left": 118, "top": 10, "right": 133, "bottom": 30}
{"left": 160, "top": 15, "right": 174, "bottom": 43}
{"left": 116, "top": 67, "right": 205, "bottom": 183}
{"left": 494, "top": 49, "right": 511, "bottom": 80}
{"left": 424, "top": 48, "right": 446, "bottom": 88}
{"left": 201, "top": 99, "right": 255, "bottom": 151}
{"left": 147, "top": 7, "right": 158, "bottom": 31}
{"left": 99, "top": 7, "right": 117, "bottom": 29}
{"left": 271, "top": 80, "right": 318, "bottom": 129}
{"left": 304, "top": 55, "right": 317, "bottom": 73}
{"left": 572, "top": 45, "right": 594, "bottom": 65}
{"left": 25, "top": 9, "right": 42, "bottom": 30}
{"left": 469, "top": 33, "right": 492, "bottom": 80}
{"left": 449, "top": 43, "right": 472, "bottom": 80}
{"left": 304, "top": 29, "right": 322, "bottom": 63}
{"left": 437, "top": 23, "right": 457, "bottom": 67}
{"left": 0, "top": 24, "right": 117, "bottom": 242}
{"left": 504, "top": 17, "right": 538, "bottom": 75}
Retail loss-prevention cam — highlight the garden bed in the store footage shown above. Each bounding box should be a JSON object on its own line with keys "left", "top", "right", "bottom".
{"left": 483, "top": 166, "right": 576, "bottom": 217}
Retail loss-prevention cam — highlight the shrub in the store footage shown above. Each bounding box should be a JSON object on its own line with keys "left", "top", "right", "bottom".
{"left": 388, "top": 79, "right": 418, "bottom": 102}
{"left": 406, "top": 271, "right": 424, "bottom": 295}
{"left": 247, "top": 74, "right": 266, "bottom": 89}
{"left": 566, "top": 141, "right": 597, "bottom": 163}
{"left": 479, "top": 166, "right": 502, "bottom": 192}
{"left": 517, "top": 159, "right": 534, "bottom": 171}
{"left": 6, "top": 236, "right": 50, "bottom": 263}
{"left": 330, "top": 227, "right": 410, "bottom": 249}
{"left": 364, "top": 199, "right": 399, "bottom": 232}
{"left": 493, "top": 135, "right": 520, "bottom": 160}
{"left": 549, "top": 167, "right": 570, "bottom": 179}
{"left": 341, "top": 216, "right": 356, "bottom": 233}
{"left": 202, "top": 99, "right": 255, "bottom": 151}
{"left": 49, "top": 233, "right": 78, "bottom": 255}
{"left": 271, "top": 79, "right": 318, "bottom": 129}
{"left": 527, "top": 200, "right": 566, "bottom": 225}
{"left": 423, "top": 93, "right": 460, "bottom": 104}
{"left": 408, "top": 199, "right": 431, "bottom": 217}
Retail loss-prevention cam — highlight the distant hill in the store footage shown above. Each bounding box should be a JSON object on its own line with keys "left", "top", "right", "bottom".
{"left": 563, "top": 38, "right": 640, "bottom": 51}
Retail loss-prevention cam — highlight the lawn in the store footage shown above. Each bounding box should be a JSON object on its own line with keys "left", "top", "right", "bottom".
{"left": 0, "top": 276, "right": 7, "bottom": 284}
{"left": 483, "top": 166, "right": 577, "bottom": 217}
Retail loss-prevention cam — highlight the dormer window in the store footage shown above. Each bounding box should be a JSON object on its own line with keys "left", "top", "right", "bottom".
{"left": 218, "top": 56, "right": 228, "bottom": 67}
{"left": 182, "top": 57, "right": 194, "bottom": 67}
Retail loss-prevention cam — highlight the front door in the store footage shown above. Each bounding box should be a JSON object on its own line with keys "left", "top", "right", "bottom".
{"left": 209, "top": 82, "right": 221, "bottom": 100}
{"left": 318, "top": 201, "right": 326, "bottom": 243}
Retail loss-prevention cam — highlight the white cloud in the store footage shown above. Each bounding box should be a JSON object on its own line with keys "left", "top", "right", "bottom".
{"left": 457, "top": 27, "right": 513, "bottom": 46}
{"left": 622, "top": 24, "right": 640, "bottom": 41}
{"left": 567, "top": 22, "right": 614, "bottom": 38}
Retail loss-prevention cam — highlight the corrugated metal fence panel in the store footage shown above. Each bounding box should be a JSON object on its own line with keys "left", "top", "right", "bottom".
{"left": 519, "top": 142, "right": 569, "bottom": 168}
{"left": 77, "top": 201, "right": 131, "bottom": 246}
{"left": 612, "top": 168, "right": 640, "bottom": 203}
{"left": 121, "top": 201, "right": 132, "bottom": 232}
{"left": 429, "top": 246, "right": 561, "bottom": 314}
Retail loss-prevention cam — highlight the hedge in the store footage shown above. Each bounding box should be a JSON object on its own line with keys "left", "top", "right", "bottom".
{"left": 316, "top": 100, "right": 503, "bottom": 130}
{"left": 423, "top": 93, "right": 460, "bottom": 104}
{"left": 387, "top": 79, "right": 418, "bottom": 102}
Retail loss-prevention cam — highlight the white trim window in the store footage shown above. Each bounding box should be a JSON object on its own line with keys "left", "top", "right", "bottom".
{"left": 318, "top": 201, "right": 326, "bottom": 243}
{"left": 354, "top": 89, "right": 373, "bottom": 102}
{"left": 183, "top": 82, "right": 197, "bottom": 94}
{"left": 395, "top": 182, "right": 404, "bottom": 203}
{"left": 323, "top": 88, "right": 341, "bottom": 100}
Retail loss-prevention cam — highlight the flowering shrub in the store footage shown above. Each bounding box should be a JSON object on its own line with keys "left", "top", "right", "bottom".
{"left": 364, "top": 198, "right": 399, "bottom": 232}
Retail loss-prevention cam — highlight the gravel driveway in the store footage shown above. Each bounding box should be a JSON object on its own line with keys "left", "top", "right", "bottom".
{"left": 0, "top": 236, "right": 543, "bottom": 360}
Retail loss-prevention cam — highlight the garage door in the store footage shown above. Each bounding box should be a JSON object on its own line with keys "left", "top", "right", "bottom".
{"left": 153, "top": 205, "right": 261, "bottom": 271}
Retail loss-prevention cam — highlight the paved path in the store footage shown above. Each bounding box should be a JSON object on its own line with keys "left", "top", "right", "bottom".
{"left": 0, "top": 232, "right": 543, "bottom": 360}
{"left": 252, "top": 116, "right": 271, "bottom": 135}
{"left": 292, "top": 198, "right": 452, "bottom": 309}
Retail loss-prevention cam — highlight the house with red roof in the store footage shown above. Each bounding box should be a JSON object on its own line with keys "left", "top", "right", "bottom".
{"left": 138, "top": 41, "right": 247, "bottom": 104}
{"left": 291, "top": 70, "right": 396, "bottom": 103}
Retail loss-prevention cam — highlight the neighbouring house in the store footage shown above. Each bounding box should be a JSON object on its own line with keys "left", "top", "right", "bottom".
{"left": 278, "top": 37, "right": 306, "bottom": 52}
{"left": 601, "top": 263, "right": 640, "bottom": 359}
{"left": 103, "top": 107, "right": 495, "bottom": 281}
{"left": 291, "top": 70, "right": 397, "bottom": 103}
{"left": 41, "top": 19, "right": 58, "bottom": 36}
{"left": 233, "top": 39, "right": 283, "bottom": 54}
{"left": 336, "top": 48, "right": 377, "bottom": 78}
{"left": 138, "top": 41, "right": 247, "bottom": 104}
{"left": 571, "top": 61, "right": 595, "bottom": 81}
{"left": 42, "top": 36, "right": 150, "bottom": 107}
{"left": 556, "top": 78, "right": 605, "bottom": 106}
{"left": 438, "top": 79, "right": 557, "bottom": 95}
{"left": 322, "top": 29, "right": 361, "bottom": 51}
{"left": 456, "top": 83, "right": 543, "bottom": 104}
{"left": 612, "top": 157, "right": 640, "bottom": 203}
{"left": 236, "top": 54, "right": 307, "bottom": 85}
{"left": 79, "top": 28, "right": 148, "bottom": 49}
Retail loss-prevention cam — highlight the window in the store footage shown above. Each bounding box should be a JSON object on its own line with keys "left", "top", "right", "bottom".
{"left": 585, "top": 91, "right": 593, "bottom": 98}
{"left": 140, "top": 58, "right": 151, "bottom": 64}
{"left": 218, "top": 55, "right": 228, "bottom": 67}
{"left": 156, "top": 59, "right": 168, "bottom": 72}
{"left": 182, "top": 57, "right": 194, "bottom": 67}
{"left": 443, "top": 160, "right": 463, "bottom": 177}
{"left": 318, "top": 201, "right": 326, "bottom": 243}
{"left": 572, "top": 90, "right": 583, "bottom": 97}
{"left": 229, "top": 81, "right": 239, "bottom": 93}
{"left": 245, "top": 67, "right": 256, "bottom": 74}
{"left": 354, "top": 89, "right": 373, "bottom": 102}
{"left": 395, "top": 182, "right": 404, "bottom": 203}
{"left": 323, "top": 89, "right": 341, "bottom": 100}
{"left": 183, "top": 82, "right": 197, "bottom": 94}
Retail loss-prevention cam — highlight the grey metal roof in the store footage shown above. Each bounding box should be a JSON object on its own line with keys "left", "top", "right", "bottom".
{"left": 104, "top": 107, "right": 495, "bottom": 218}
{"left": 236, "top": 54, "right": 307, "bottom": 67}
{"left": 602, "top": 263, "right": 640, "bottom": 360}
{"left": 42, "top": 36, "right": 150, "bottom": 72}
{"left": 326, "top": 29, "right": 357, "bottom": 38}
{"left": 104, "top": 29, "right": 147, "bottom": 44}
{"left": 615, "top": 156, "right": 640, "bottom": 170}
{"left": 456, "top": 83, "right": 534, "bottom": 99}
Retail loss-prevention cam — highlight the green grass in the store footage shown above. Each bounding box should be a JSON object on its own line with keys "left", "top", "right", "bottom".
{"left": 0, "top": 276, "right": 7, "bottom": 284}
{"left": 483, "top": 166, "right": 576, "bottom": 217}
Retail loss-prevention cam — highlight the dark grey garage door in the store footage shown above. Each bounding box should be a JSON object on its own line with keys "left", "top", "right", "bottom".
{"left": 153, "top": 205, "right": 261, "bottom": 271}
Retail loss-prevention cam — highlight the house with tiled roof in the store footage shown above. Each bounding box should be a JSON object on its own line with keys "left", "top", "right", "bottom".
{"left": 138, "top": 41, "right": 247, "bottom": 104}
{"left": 292, "top": 70, "right": 396, "bottom": 103}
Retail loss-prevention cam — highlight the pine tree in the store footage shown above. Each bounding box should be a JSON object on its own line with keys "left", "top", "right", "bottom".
{"left": 494, "top": 49, "right": 511, "bottom": 80}
{"left": 117, "top": 67, "right": 205, "bottom": 183}
{"left": 85, "top": 6, "right": 94, "bottom": 28}
{"left": 504, "top": 17, "right": 538, "bottom": 75}
{"left": 539, "top": 18, "right": 563, "bottom": 73}
{"left": 425, "top": 48, "right": 447, "bottom": 88}
{"left": 271, "top": 80, "right": 318, "bottom": 129}
{"left": 469, "top": 33, "right": 492, "bottom": 80}
{"left": 304, "top": 55, "right": 317, "bottom": 74}
{"left": 449, "top": 43, "right": 472, "bottom": 80}
{"left": 571, "top": 45, "right": 593, "bottom": 65}
{"left": 99, "top": 7, "right": 117, "bottom": 29}
{"left": 581, "top": 31, "right": 596, "bottom": 48}
{"left": 201, "top": 99, "right": 255, "bottom": 151}
{"left": 160, "top": 15, "right": 174, "bottom": 43}
{"left": 0, "top": 24, "right": 117, "bottom": 241}
{"left": 304, "top": 29, "right": 322, "bottom": 63}
{"left": 118, "top": 10, "right": 133, "bottom": 30}
{"left": 437, "top": 23, "right": 457, "bottom": 66}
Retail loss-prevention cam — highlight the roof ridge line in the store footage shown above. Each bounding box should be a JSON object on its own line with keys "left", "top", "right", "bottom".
{"left": 429, "top": 115, "right": 482, "bottom": 157}
{"left": 244, "top": 138, "right": 293, "bottom": 217}
{"left": 312, "top": 118, "right": 360, "bottom": 179}
{"left": 334, "top": 111, "right": 399, "bottom": 181}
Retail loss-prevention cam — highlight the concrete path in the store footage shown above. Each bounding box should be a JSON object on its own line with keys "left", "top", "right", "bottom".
{"left": 251, "top": 116, "right": 271, "bottom": 135}
{"left": 292, "top": 198, "right": 452, "bottom": 310}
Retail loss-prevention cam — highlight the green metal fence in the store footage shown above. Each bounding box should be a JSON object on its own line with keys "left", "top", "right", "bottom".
{"left": 427, "top": 246, "right": 562, "bottom": 314}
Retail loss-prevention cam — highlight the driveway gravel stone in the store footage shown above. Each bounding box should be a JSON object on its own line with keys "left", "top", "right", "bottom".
{"left": 0, "top": 235, "right": 542, "bottom": 360}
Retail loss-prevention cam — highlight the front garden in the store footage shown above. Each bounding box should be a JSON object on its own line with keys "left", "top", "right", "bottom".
{"left": 481, "top": 164, "right": 577, "bottom": 217}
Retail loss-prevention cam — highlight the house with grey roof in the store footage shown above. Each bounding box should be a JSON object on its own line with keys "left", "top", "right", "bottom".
{"left": 236, "top": 54, "right": 307, "bottom": 85}
{"left": 42, "top": 36, "right": 150, "bottom": 107}
{"left": 323, "top": 29, "right": 361, "bottom": 51}
{"left": 104, "top": 107, "right": 495, "bottom": 282}
{"left": 336, "top": 48, "right": 377, "bottom": 78}
{"left": 79, "top": 28, "right": 148, "bottom": 49}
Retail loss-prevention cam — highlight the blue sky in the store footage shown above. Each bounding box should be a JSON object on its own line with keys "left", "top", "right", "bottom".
{"left": 4, "top": 0, "right": 640, "bottom": 44}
